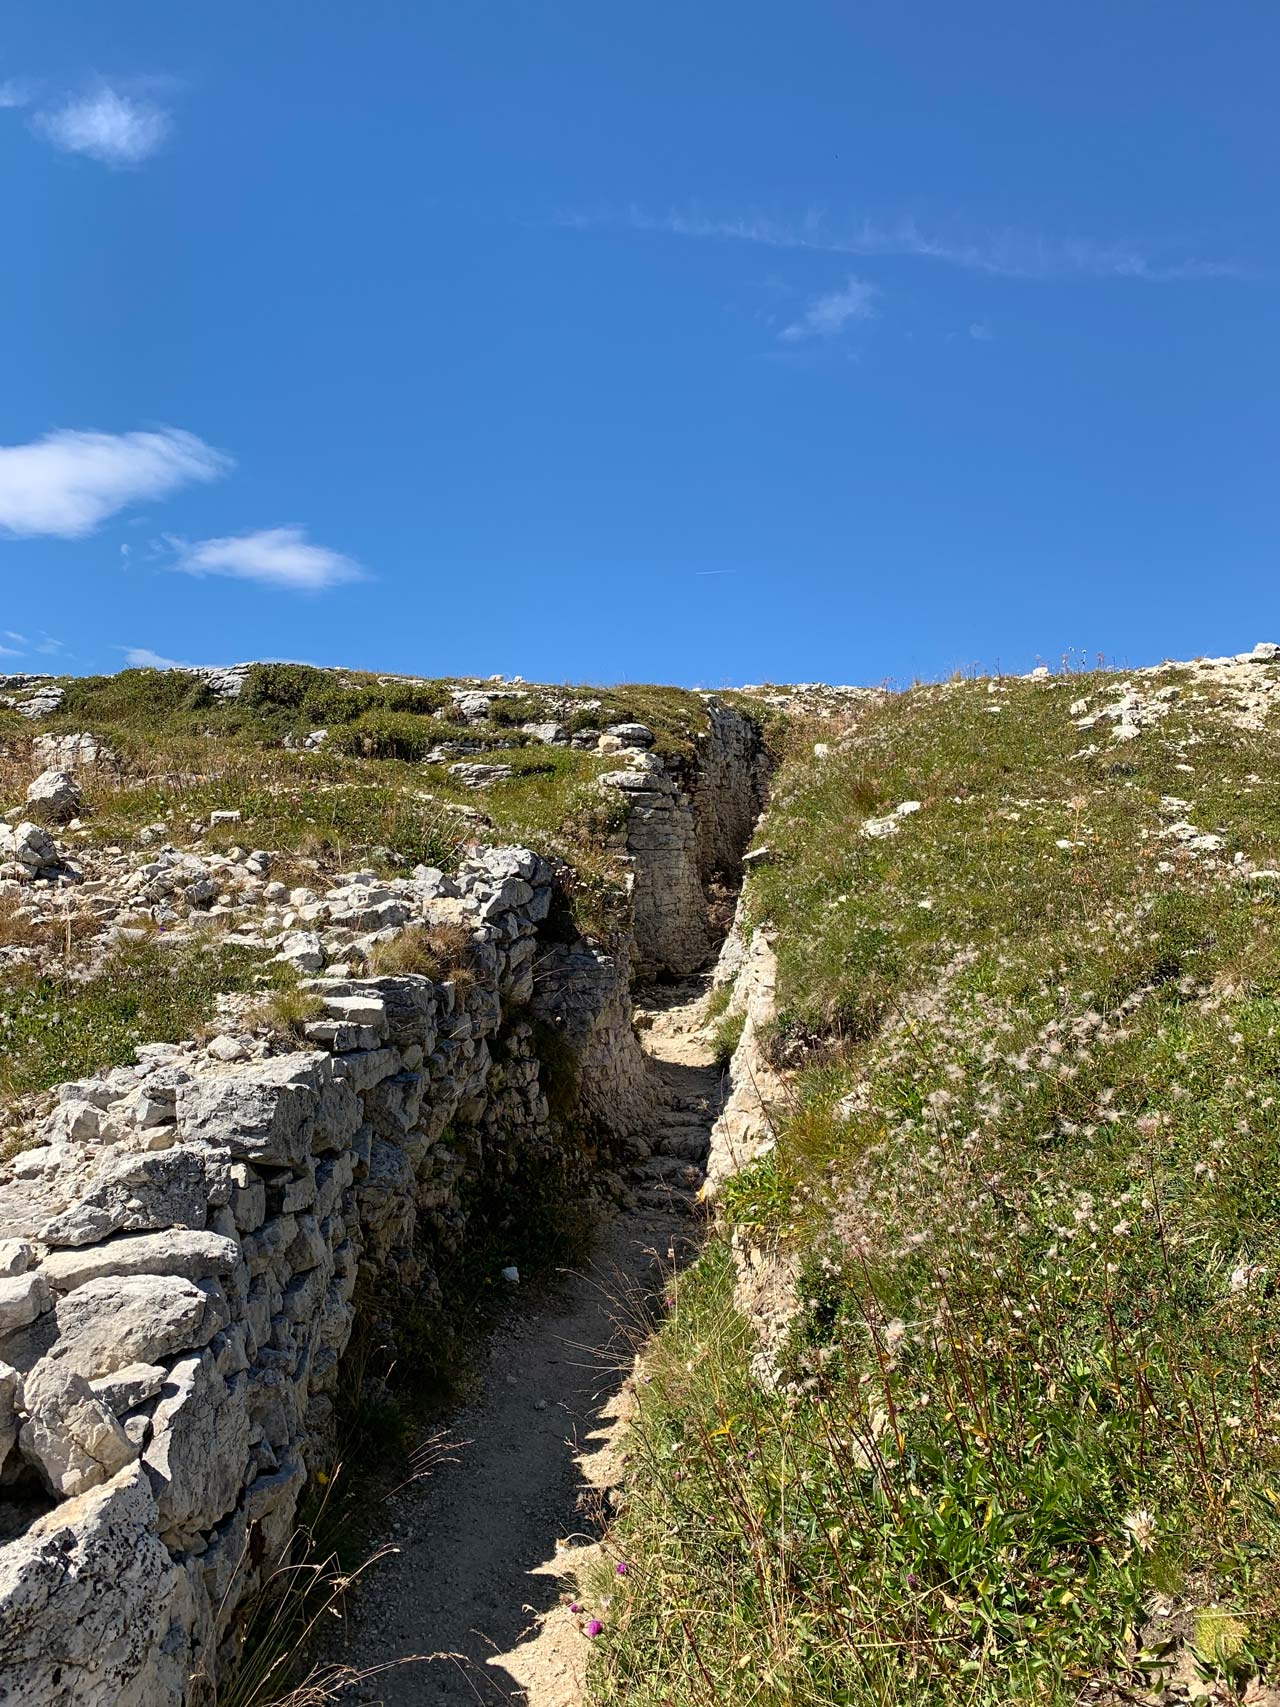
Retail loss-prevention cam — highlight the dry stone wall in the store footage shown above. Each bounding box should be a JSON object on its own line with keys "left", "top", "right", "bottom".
{"left": 0, "top": 704, "right": 768, "bottom": 1706}
{"left": 602, "top": 701, "right": 771, "bottom": 980}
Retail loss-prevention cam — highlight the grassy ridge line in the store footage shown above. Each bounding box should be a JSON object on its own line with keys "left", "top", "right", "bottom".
{"left": 594, "top": 668, "right": 1280, "bottom": 1705}
{"left": 1, "top": 664, "right": 738, "bottom": 907}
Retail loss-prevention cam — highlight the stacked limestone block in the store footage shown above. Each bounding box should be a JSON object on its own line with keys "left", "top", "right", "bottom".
{"left": 601, "top": 755, "right": 711, "bottom": 979}
{"left": 600, "top": 704, "right": 770, "bottom": 980}
{"left": 688, "top": 701, "right": 772, "bottom": 885}
{"left": 0, "top": 847, "right": 647, "bottom": 1706}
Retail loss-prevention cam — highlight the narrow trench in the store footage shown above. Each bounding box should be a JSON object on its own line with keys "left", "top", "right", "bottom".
{"left": 335, "top": 975, "right": 723, "bottom": 1706}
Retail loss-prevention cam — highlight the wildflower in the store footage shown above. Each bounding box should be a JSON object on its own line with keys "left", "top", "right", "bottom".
{"left": 1123, "top": 1509, "right": 1157, "bottom": 1553}
{"left": 587, "top": 1619, "right": 604, "bottom": 1637}
{"left": 883, "top": 1318, "right": 908, "bottom": 1354}
{"left": 569, "top": 1601, "right": 582, "bottom": 1614}
{"left": 616, "top": 1562, "right": 630, "bottom": 1577}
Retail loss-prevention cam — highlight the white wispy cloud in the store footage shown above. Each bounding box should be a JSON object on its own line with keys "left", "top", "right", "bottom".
{"left": 0, "top": 630, "right": 55, "bottom": 659}
{"left": 562, "top": 205, "right": 1249, "bottom": 283}
{"left": 36, "top": 87, "right": 170, "bottom": 167}
{"left": 122, "top": 646, "right": 189, "bottom": 670}
{"left": 0, "top": 79, "right": 32, "bottom": 110}
{"left": 167, "top": 526, "right": 364, "bottom": 592}
{"left": 0, "top": 428, "right": 230, "bottom": 539}
{"left": 781, "top": 275, "right": 877, "bottom": 341}
{"left": 969, "top": 320, "right": 994, "bottom": 341}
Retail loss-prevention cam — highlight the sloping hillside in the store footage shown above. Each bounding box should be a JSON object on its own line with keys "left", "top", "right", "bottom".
{"left": 595, "top": 650, "right": 1280, "bottom": 1707}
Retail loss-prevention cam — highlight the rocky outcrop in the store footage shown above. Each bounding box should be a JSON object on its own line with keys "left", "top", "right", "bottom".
{"left": 0, "top": 677, "right": 65, "bottom": 720}
{"left": 30, "top": 732, "right": 119, "bottom": 774}
{"left": 24, "top": 770, "right": 83, "bottom": 826}
{"left": 702, "top": 919, "right": 801, "bottom": 1388}
{"left": 702, "top": 923, "right": 785, "bottom": 1201}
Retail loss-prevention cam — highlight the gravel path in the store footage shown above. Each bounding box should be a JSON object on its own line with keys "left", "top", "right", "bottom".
{"left": 336, "top": 981, "right": 719, "bottom": 1706}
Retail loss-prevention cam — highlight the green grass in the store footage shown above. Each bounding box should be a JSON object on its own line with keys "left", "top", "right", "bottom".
{"left": 0, "top": 937, "right": 291, "bottom": 1108}
{"left": 595, "top": 668, "right": 1280, "bottom": 1706}
{"left": 708, "top": 1005, "right": 746, "bottom": 1068}
{"left": 13, "top": 666, "right": 740, "bottom": 930}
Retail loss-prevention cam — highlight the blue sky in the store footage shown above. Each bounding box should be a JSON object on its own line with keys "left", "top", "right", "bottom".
{"left": 0, "top": 2, "right": 1276, "bottom": 687}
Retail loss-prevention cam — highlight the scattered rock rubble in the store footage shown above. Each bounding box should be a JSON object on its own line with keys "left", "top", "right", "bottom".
{"left": 0, "top": 677, "right": 65, "bottom": 720}
{"left": 1066, "top": 642, "right": 1280, "bottom": 745}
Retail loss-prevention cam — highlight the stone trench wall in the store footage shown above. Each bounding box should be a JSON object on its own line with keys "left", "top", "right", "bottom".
{"left": 603, "top": 701, "right": 771, "bottom": 980}
{"left": 703, "top": 901, "right": 800, "bottom": 1391}
{"left": 0, "top": 704, "right": 768, "bottom": 1707}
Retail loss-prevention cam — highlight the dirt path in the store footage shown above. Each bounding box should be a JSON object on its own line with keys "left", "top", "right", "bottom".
{"left": 336, "top": 980, "right": 718, "bottom": 1706}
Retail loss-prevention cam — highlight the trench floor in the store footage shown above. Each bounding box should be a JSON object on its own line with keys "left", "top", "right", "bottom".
{"left": 335, "top": 978, "right": 719, "bottom": 1706}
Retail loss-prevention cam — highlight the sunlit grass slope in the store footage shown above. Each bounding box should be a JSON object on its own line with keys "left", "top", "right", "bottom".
{"left": 596, "top": 667, "right": 1280, "bottom": 1706}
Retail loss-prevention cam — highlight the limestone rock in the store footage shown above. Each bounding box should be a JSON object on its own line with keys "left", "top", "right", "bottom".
{"left": 20, "top": 1362, "right": 139, "bottom": 1497}
{"left": 39, "top": 1146, "right": 228, "bottom": 1248}
{"left": 276, "top": 929, "right": 326, "bottom": 972}
{"left": 0, "top": 1358, "right": 19, "bottom": 1469}
{"left": 206, "top": 1033, "right": 249, "bottom": 1062}
{"left": 605, "top": 721, "right": 656, "bottom": 749}
{"left": 521, "top": 720, "right": 568, "bottom": 745}
{"left": 39, "top": 1230, "right": 243, "bottom": 1292}
{"left": 144, "top": 1350, "right": 250, "bottom": 1543}
{"left": 32, "top": 730, "right": 118, "bottom": 772}
{"left": 0, "top": 1238, "right": 33, "bottom": 1277}
{"left": 177, "top": 1052, "right": 327, "bottom": 1166}
{"left": 448, "top": 762, "right": 515, "bottom": 789}
{"left": 48, "top": 1273, "right": 218, "bottom": 1380}
{"left": 25, "top": 768, "right": 84, "bottom": 825}
{"left": 0, "top": 1463, "right": 190, "bottom": 1707}
{"left": 0, "top": 1270, "right": 52, "bottom": 1335}
{"left": 451, "top": 690, "right": 492, "bottom": 723}
{"left": 89, "top": 1361, "right": 168, "bottom": 1414}
{"left": 0, "top": 819, "right": 58, "bottom": 875}
{"left": 15, "top": 683, "right": 65, "bottom": 719}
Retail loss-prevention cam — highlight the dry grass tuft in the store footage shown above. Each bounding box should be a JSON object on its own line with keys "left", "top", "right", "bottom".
{"left": 368, "top": 920, "right": 477, "bottom": 986}
{"left": 244, "top": 984, "right": 328, "bottom": 1044}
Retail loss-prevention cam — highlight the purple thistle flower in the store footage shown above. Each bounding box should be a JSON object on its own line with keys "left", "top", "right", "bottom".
{"left": 615, "top": 1561, "right": 629, "bottom": 1576}
{"left": 569, "top": 1602, "right": 582, "bottom": 1613}
{"left": 588, "top": 1619, "right": 604, "bottom": 1637}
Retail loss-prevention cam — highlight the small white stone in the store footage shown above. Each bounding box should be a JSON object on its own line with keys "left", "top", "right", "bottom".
{"left": 207, "top": 1034, "right": 249, "bottom": 1063}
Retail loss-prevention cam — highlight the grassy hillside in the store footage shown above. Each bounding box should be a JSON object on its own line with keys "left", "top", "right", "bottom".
{"left": 1, "top": 664, "right": 730, "bottom": 907}
{"left": 595, "top": 664, "right": 1280, "bottom": 1705}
